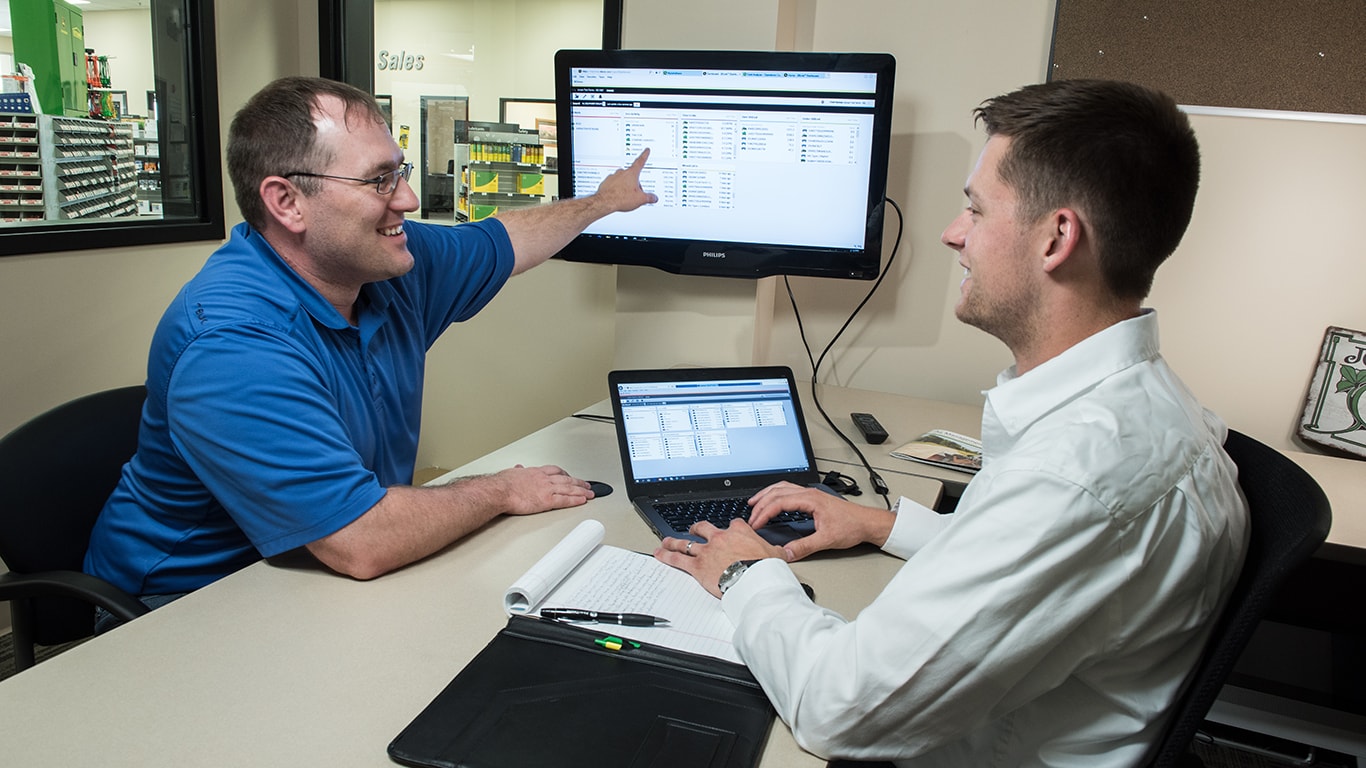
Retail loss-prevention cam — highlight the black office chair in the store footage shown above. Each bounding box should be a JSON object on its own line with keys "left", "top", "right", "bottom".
{"left": 1143, "top": 428, "right": 1333, "bottom": 767}
{"left": 0, "top": 385, "right": 152, "bottom": 673}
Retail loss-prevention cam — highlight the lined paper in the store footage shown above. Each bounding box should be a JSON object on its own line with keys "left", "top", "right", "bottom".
{"left": 503, "top": 519, "right": 740, "bottom": 664}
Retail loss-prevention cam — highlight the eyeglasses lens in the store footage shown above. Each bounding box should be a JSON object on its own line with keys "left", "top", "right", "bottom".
{"left": 378, "top": 163, "right": 413, "bottom": 194}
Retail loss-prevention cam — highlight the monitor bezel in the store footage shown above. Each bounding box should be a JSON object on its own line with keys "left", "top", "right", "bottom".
{"left": 552, "top": 49, "right": 896, "bottom": 281}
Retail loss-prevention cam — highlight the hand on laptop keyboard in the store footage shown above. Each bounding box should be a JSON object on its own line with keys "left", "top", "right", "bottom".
{"left": 656, "top": 495, "right": 812, "bottom": 533}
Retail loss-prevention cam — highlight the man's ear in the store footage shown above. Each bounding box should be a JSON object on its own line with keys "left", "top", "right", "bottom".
{"left": 1041, "top": 207, "right": 1083, "bottom": 273}
{"left": 259, "top": 176, "right": 308, "bottom": 234}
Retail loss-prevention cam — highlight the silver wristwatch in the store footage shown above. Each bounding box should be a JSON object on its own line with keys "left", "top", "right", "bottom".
{"left": 718, "top": 559, "right": 762, "bottom": 595}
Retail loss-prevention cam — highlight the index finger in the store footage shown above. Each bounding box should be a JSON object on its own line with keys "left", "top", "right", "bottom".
{"left": 687, "top": 519, "right": 720, "bottom": 541}
{"left": 746, "top": 483, "right": 810, "bottom": 529}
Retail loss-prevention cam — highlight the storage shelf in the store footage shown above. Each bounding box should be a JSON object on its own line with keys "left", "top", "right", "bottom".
{"left": 0, "top": 112, "right": 139, "bottom": 220}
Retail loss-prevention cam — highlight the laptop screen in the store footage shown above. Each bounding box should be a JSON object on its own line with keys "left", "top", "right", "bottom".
{"left": 615, "top": 374, "right": 814, "bottom": 485}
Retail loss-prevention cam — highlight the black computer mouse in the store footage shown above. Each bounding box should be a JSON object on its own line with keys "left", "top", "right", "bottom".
{"left": 587, "top": 481, "right": 613, "bottom": 498}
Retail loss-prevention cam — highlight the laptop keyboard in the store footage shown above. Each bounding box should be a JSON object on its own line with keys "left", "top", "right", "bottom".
{"left": 656, "top": 496, "right": 813, "bottom": 534}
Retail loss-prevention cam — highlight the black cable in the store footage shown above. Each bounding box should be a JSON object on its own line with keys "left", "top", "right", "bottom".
{"left": 785, "top": 197, "right": 904, "bottom": 509}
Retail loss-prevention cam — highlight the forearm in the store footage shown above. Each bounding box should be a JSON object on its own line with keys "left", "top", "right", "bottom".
{"left": 307, "top": 464, "right": 592, "bottom": 579}
{"left": 495, "top": 148, "right": 655, "bottom": 275}
{"left": 726, "top": 563, "right": 975, "bottom": 761}
{"left": 724, "top": 564, "right": 909, "bottom": 758}
{"left": 495, "top": 194, "right": 615, "bottom": 275}
{"left": 305, "top": 475, "right": 515, "bottom": 580}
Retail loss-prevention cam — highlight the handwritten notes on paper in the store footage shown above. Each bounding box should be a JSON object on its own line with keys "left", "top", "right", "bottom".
{"left": 502, "top": 519, "right": 741, "bottom": 664}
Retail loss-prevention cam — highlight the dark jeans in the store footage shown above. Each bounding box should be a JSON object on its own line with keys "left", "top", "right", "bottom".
{"left": 827, "top": 762, "right": 897, "bottom": 768}
{"left": 93, "top": 592, "right": 189, "bottom": 634}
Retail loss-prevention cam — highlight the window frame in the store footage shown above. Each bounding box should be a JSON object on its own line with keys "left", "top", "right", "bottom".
{"left": 1, "top": 0, "right": 225, "bottom": 258}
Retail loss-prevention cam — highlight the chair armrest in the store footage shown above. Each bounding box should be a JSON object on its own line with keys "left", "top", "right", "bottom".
{"left": 0, "top": 570, "right": 150, "bottom": 621}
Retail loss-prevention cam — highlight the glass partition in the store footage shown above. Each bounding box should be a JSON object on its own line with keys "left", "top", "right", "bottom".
{"left": 320, "top": 0, "right": 618, "bottom": 223}
{"left": 0, "top": 0, "right": 223, "bottom": 256}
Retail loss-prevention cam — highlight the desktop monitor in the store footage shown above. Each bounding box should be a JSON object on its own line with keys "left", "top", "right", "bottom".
{"left": 552, "top": 49, "right": 896, "bottom": 280}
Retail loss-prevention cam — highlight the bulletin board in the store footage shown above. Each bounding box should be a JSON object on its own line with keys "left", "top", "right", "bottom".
{"left": 1048, "top": 0, "right": 1366, "bottom": 119}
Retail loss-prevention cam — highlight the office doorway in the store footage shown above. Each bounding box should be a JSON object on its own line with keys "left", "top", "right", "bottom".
{"left": 419, "top": 95, "right": 467, "bottom": 220}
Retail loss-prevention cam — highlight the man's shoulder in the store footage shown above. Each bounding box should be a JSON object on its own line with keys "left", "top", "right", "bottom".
{"left": 1013, "top": 378, "right": 1223, "bottom": 517}
{"left": 396, "top": 219, "right": 516, "bottom": 311}
{"left": 155, "top": 240, "right": 304, "bottom": 355}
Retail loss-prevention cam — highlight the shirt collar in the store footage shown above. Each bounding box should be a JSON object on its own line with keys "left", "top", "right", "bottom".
{"left": 984, "top": 309, "right": 1162, "bottom": 439}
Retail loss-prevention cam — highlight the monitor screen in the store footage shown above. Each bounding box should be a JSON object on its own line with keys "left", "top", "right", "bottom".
{"left": 553, "top": 49, "right": 896, "bottom": 280}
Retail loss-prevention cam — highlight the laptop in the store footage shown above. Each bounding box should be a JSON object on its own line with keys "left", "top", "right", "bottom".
{"left": 607, "top": 366, "right": 838, "bottom": 545}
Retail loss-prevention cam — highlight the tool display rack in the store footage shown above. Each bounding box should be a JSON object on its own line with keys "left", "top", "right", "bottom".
{"left": 0, "top": 113, "right": 45, "bottom": 223}
{"left": 44, "top": 115, "right": 137, "bottom": 219}
{"left": 454, "top": 128, "right": 547, "bottom": 223}
{"left": 0, "top": 112, "right": 138, "bottom": 224}
{"left": 133, "top": 130, "right": 162, "bottom": 215}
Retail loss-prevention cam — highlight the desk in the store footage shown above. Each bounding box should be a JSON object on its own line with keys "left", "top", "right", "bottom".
{"left": 2, "top": 384, "right": 1361, "bottom": 765}
{"left": 0, "top": 388, "right": 942, "bottom": 767}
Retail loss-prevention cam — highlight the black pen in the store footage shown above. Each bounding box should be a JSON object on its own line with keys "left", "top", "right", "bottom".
{"left": 540, "top": 608, "right": 670, "bottom": 626}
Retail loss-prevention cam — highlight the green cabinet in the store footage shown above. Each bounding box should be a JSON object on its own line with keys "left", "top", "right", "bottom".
{"left": 10, "top": 0, "right": 87, "bottom": 118}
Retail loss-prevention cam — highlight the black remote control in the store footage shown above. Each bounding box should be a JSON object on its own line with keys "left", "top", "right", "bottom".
{"left": 850, "top": 412, "right": 889, "bottom": 445}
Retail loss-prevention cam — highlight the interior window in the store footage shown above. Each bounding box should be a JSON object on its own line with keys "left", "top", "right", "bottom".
{"left": 0, "top": 0, "right": 222, "bottom": 256}
{"left": 325, "top": 0, "right": 615, "bottom": 224}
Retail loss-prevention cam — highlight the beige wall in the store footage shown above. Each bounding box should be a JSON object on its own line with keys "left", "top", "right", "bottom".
{"left": 616, "top": 0, "right": 1366, "bottom": 454}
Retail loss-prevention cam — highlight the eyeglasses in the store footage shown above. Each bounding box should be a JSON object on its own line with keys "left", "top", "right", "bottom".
{"left": 282, "top": 162, "right": 414, "bottom": 195}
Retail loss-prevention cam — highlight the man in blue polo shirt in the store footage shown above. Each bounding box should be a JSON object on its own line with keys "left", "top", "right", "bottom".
{"left": 84, "top": 76, "right": 656, "bottom": 624}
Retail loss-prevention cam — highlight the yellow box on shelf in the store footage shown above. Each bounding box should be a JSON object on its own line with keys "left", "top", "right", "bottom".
{"left": 470, "top": 203, "right": 499, "bottom": 221}
{"left": 517, "top": 173, "right": 544, "bottom": 195}
{"left": 471, "top": 170, "right": 501, "bottom": 193}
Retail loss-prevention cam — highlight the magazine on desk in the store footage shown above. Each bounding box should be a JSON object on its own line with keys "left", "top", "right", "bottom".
{"left": 503, "top": 518, "right": 741, "bottom": 664}
{"left": 889, "top": 428, "right": 983, "bottom": 474}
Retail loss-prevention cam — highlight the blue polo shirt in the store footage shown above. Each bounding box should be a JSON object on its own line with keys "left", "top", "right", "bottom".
{"left": 85, "top": 219, "right": 515, "bottom": 596}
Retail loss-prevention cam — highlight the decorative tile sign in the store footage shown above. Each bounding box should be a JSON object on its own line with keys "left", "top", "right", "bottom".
{"left": 1299, "top": 326, "right": 1366, "bottom": 459}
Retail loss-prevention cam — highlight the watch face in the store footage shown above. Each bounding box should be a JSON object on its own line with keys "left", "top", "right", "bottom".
{"left": 719, "top": 559, "right": 759, "bottom": 594}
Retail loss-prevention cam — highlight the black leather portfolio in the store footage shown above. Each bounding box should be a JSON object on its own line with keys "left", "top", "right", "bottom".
{"left": 387, "top": 615, "right": 776, "bottom": 768}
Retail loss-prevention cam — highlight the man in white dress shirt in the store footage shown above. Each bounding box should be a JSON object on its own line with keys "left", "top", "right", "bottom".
{"left": 655, "top": 79, "right": 1250, "bottom": 767}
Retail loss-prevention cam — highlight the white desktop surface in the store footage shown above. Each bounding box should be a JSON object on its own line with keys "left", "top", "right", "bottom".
{"left": 2, "top": 384, "right": 1359, "bottom": 766}
{"left": 0, "top": 400, "right": 938, "bottom": 768}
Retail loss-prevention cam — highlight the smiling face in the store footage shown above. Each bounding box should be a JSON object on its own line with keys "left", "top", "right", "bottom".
{"left": 940, "top": 136, "right": 1043, "bottom": 352}
{"left": 296, "top": 95, "right": 420, "bottom": 290}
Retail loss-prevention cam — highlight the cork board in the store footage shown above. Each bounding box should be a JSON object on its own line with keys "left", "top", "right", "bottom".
{"left": 1048, "top": 0, "right": 1366, "bottom": 117}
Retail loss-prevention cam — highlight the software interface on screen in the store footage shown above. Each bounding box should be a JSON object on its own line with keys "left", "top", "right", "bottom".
{"left": 565, "top": 64, "right": 881, "bottom": 250}
{"left": 617, "top": 377, "right": 812, "bottom": 484}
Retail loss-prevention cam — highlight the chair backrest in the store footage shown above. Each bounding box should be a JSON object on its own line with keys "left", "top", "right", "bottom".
{"left": 0, "top": 385, "right": 146, "bottom": 642}
{"left": 1145, "top": 429, "right": 1333, "bottom": 767}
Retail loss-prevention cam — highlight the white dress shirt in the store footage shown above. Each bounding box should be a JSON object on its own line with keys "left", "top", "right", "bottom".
{"left": 723, "top": 311, "right": 1249, "bottom": 767}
